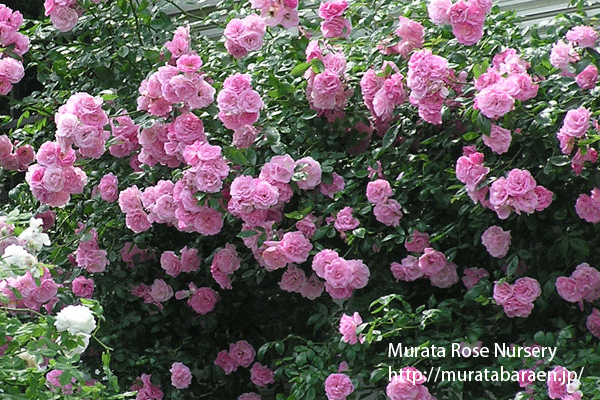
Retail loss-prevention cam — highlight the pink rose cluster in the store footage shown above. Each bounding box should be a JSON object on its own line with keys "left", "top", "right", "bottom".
{"left": 474, "top": 48, "right": 538, "bottom": 120}
{"left": 75, "top": 227, "right": 108, "bottom": 273}
{"left": 175, "top": 283, "right": 218, "bottom": 315}
{"left": 339, "top": 312, "right": 364, "bottom": 345}
{"left": 555, "top": 262, "right": 600, "bottom": 304}
{"left": 250, "top": 0, "right": 299, "bottom": 28}
{"left": 224, "top": 14, "right": 267, "bottom": 59}
{"left": 360, "top": 62, "right": 407, "bottom": 129}
{"left": 555, "top": 107, "right": 598, "bottom": 175}
{"left": 53, "top": 92, "right": 109, "bottom": 160}
{"left": 0, "top": 267, "right": 59, "bottom": 312}
{"left": 217, "top": 73, "right": 263, "bottom": 134}
{"left": 386, "top": 366, "right": 432, "bottom": 400}
{"left": 0, "top": 4, "right": 29, "bottom": 57}
{"left": 480, "top": 225, "right": 511, "bottom": 258}
{"left": 488, "top": 168, "right": 553, "bottom": 219}
{"left": 160, "top": 246, "right": 200, "bottom": 278}
{"left": 258, "top": 231, "right": 313, "bottom": 272}
{"left": 462, "top": 267, "right": 489, "bottom": 289}
{"left": 214, "top": 340, "right": 256, "bottom": 375}
{"left": 109, "top": 115, "right": 140, "bottom": 158}
{"left": 391, "top": 247, "right": 459, "bottom": 289}
{"left": 366, "top": 179, "right": 403, "bottom": 227}
{"left": 456, "top": 151, "right": 553, "bottom": 219}
{"left": 137, "top": 56, "right": 215, "bottom": 118}
{"left": 164, "top": 25, "right": 191, "bottom": 61}
{"left": 333, "top": 206, "right": 359, "bottom": 233}
{"left": 278, "top": 264, "right": 325, "bottom": 300}
{"left": 132, "top": 279, "right": 173, "bottom": 310}
{"left": 182, "top": 140, "right": 230, "bottom": 193}
{"left": 325, "top": 373, "right": 354, "bottom": 400}
{"left": 304, "top": 41, "right": 353, "bottom": 122}
{"left": 312, "top": 249, "right": 370, "bottom": 299}
{"left": 170, "top": 362, "right": 192, "bottom": 390}
{"left": 493, "top": 277, "right": 541, "bottom": 318}
{"left": 130, "top": 373, "right": 163, "bottom": 400}
{"left": 406, "top": 49, "right": 451, "bottom": 125}
{"left": 428, "top": 0, "right": 492, "bottom": 45}
{"left": 0, "top": 134, "right": 35, "bottom": 171}
{"left": 575, "top": 187, "right": 600, "bottom": 223}
{"left": 318, "top": 0, "right": 351, "bottom": 39}
{"left": 120, "top": 242, "right": 154, "bottom": 268}
{"left": 44, "top": 0, "right": 81, "bottom": 32}
{"left": 210, "top": 243, "right": 241, "bottom": 290}
{"left": 0, "top": 5, "right": 28, "bottom": 95}
{"left": 551, "top": 26, "right": 599, "bottom": 86}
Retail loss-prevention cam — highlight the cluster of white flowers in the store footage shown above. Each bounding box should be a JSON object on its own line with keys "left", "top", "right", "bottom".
{"left": 1, "top": 217, "right": 51, "bottom": 278}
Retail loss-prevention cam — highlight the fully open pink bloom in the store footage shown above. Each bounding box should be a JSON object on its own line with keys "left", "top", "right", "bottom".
{"left": 586, "top": 308, "right": 600, "bottom": 338}
{"left": 418, "top": 247, "right": 448, "bottom": 275}
{"left": 481, "top": 226, "right": 511, "bottom": 258}
{"left": 214, "top": 350, "right": 238, "bottom": 374}
{"left": 325, "top": 373, "right": 354, "bottom": 400}
{"left": 391, "top": 256, "right": 423, "bottom": 282}
{"left": 250, "top": 362, "right": 274, "bottom": 387}
{"left": 72, "top": 276, "right": 94, "bottom": 298}
{"left": 229, "top": 340, "right": 256, "bottom": 368}
{"left": 187, "top": 286, "right": 217, "bottom": 314}
{"left": 339, "top": 312, "right": 363, "bottom": 345}
{"left": 170, "top": 362, "right": 192, "bottom": 389}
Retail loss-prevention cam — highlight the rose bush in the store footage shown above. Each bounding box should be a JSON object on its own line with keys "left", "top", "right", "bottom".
{"left": 2, "top": 0, "right": 600, "bottom": 399}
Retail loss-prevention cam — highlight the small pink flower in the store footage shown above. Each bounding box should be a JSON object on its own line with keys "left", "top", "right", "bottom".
{"left": 339, "top": 312, "right": 364, "bottom": 345}
{"left": 229, "top": 340, "right": 256, "bottom": 368}
{"left": 390, "top": 256, "right": 423, "bottom": 282}
{"left": 586, "top": 308, "right": 600, "bottom": 338}
{"left": 214, "top": 350, "right": 238, "bottom": 374}
{"left": 481, "top": 226, "right": 511, "bottom": 258}
{"left": 576, "top": 64, "right": 598, "bottom": 90}
{"left": 404, "top": 230, "right": 430, "bottom": 253}
{"left": 334, "top": 207, "right": 360, "bottom": 232}
{"left": 250, "top": 362, "right": 275, "bottom": 387}
{"left": 366, "top": 179, "right": 392, "bottom": 204}
{"left": 324, "top": 373, "right": 354, "bottom": 400}
{"left": 170, "top": 362, "right": 192, "bottom": 389}
{"left": 71, "top": 276, "right": 94, "bottom": 298}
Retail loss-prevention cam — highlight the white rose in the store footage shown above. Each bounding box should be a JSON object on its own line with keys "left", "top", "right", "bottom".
{"left": 1, "top": 244, "right": 38, "bottom": 277}
{"left": 18, "top": 218, "right": 51, "bottom": 253}
{"left": 54, "top": 305, "right": 96, "bottom": 335}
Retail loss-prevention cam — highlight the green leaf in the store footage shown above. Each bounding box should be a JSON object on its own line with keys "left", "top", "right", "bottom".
{"left": 291, "top": 62, "right": 311, "bottom": 76}
{"left": 352, "top": 227, "right": 366, "bottom": 238}
{"left": 476, "top": 112, "right": 491, "bottom": 136}
{"left": 223, "top": 147, "right": 249, "bottom": 165}
{"left": 377, "top": 125, "right": 399, "bottom": 157}
{"left": 237, "top": 230, "right": 258, "bottom": 238}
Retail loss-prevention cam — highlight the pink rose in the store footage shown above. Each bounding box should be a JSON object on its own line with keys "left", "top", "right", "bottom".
{"left": 339, "top": 312, "right": 363, "bottom": 345}
{"left": 452, "top": 21, "right": 484, "bottom": 46}
{"left": 547, "top": 366, "right": 570, "bottom": 399}
{"left": 71, "top": 276, "right": 94, "bottom": 298}
{"left": 418, "top": 248, "right": 448, "bottom": 275}
{"left": 160, "top": 251, "right": 182, "bottom": 277}
{"left": 334, "top": 206, "right": 360, "bottom": 232}
{"left": 323, "top": 257, "right": 354, "bottom": 289}
{"left": 566, "top": 25, "right": 599, "bottom": 48}
{"left": 98, "top": 173, "right": 118, "bottom": 202}
{"left": 428, "top": 0, "right": 452, "bottom": 25}
{"left": 576, "top": 64, "right": 598, "bottom": 89}
{"left": 572, "top": 262, "right": 600, "bottom": 302}
{"left": 312, "top": 249, "right": 340, "bottom": 278}
{"left": 214, "top": 350, "right": 238, "bottom": 374}
{"left": 229, "top": 340, "right": 256, "bottom": 368}
{"left": 482, "top": 124, "right": 512, "bottom": 154}
{"left": 373, "top": 199, "right": 402, "bottom": 227}
{"left": 299, "top": 273, "right": 325, "bottom": 300}
{"left": 386, "top": 372, "right": 431, "bottom": 400}
{"left": 262, "top": 244, "right": 289, "bottom": 271}
{"left": 550, "top": 41, "right": 579, "bottom": 70}
{"left": 391, "top": 256, "right": 424, "bottom": 282}
{"left": 474, "top": 85, "right": 515, "bottom": 119}
{"left": 505, "top": 168, "right": 536, "bottom": 196}
{"left": 556, "top": 276, "right": 584, "bottom": 303}
{"left": 586, "top": 308, "right": 600, "bottom": 338}
{"left": 212, "top": 244, "right": 240, "bottom": 274}
{"left": 405, "top": 230, "right": 430, "bottom": 253}
{"left": 366, "top": 179, "right": 392, "bottom": 204}
{"left": 170, "top": 362, "right": 192, "bottom": 389}
{"left": 481, "top": 226, "right": 511, "bottom": 258}
{"left": 295, "top": 156, "right": 322, "bottom": 190}
{"left": 187, "top": 286, "right": 217, "bottom": 314}
{"left": 429, "top": 263, "right": 459, "bottom": 288}
{"left": 250, "top": 363, "right": 274, "bottom": 387}
{"left": 125, "top": 208, "right": 152, "bottom": 233}
{"left": 493, "top": 281, "right": 513, "bottom": 305}
{"left": 462, "top": 267, "right": 489, "bottom": 289}
{"left": 502, "top": 296, "right": 534, "bottom": 318}
{"left": 324, "top": 373, "right": 354, "bottom": 400}
{"left": 278, "top": 231, "right": 312, "bottom": 263}
{"left": 318, "top": 0, "right": 348, "bottom": 20}
{"left": 279, "top": 264, "right": 307, "bottom": 292}
{"left": 561, "top": 107, "right": 591, "bottom": 138}
{"left": 512, "top": 277, "right": 541, "bottom": 303}
{"left": 49, "top": 5, "right": 79, "bottom": 32}
{"left": 149, "top": 279, "right": 173, "bottom": 304}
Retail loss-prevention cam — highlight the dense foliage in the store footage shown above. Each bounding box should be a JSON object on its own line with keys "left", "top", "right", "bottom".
{"left": 2, "top": 0, "right": 600, "bottom": 399}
